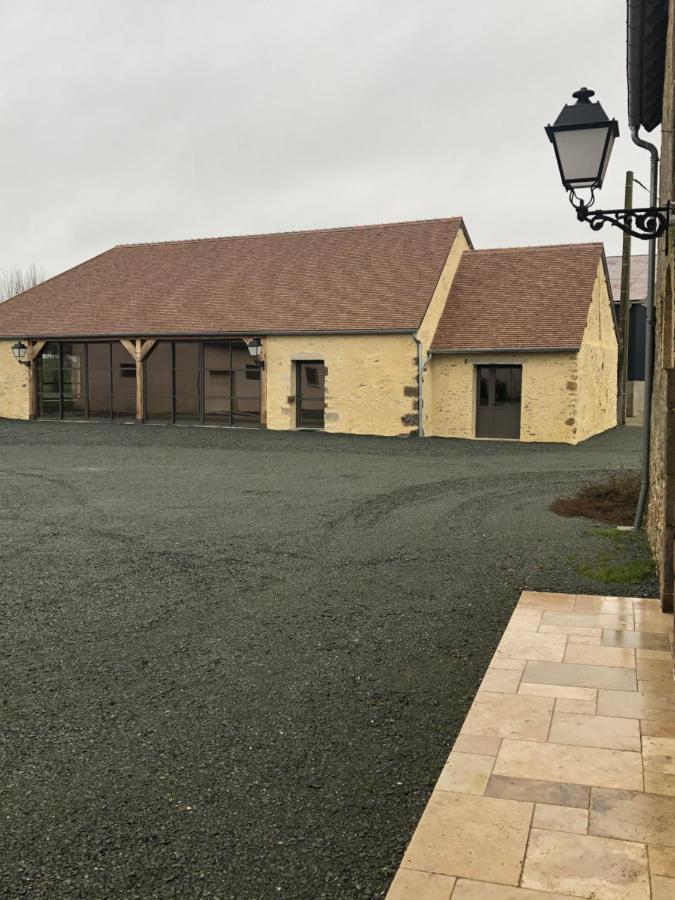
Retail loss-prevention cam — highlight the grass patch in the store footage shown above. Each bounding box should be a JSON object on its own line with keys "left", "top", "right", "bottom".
{"left": 568, "top": 528, "right": 656, "bottom": 585}
{"left": 551, "top": 471, "right": 641, "bottom": 526}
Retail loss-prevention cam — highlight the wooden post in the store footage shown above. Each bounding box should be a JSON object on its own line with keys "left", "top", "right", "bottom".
{"left": 617, "top": 171, "right": 633, "bottom": 425}
{"left": 119, "top": 338, "right": 157, "bottom": 423}
{"left": 25, "top": 340, "right": 47, "bottom": 419}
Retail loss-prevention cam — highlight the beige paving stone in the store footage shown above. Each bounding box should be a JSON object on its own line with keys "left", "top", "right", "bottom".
{"left": 598, "top": 689, "right": 675, "bottom": 720}
{"left": 461, "top": 692, "right": 553, "bottom": 742}
{"left": 567, "top": 633, "right": 602, "bottom": 645}
{"left": 518, "top": 592, "right": 576, "bottom": 611}
{"left": 490, "top": 655, "right": 527, "bottom": 672}
{"left": 645, "top": 772, "right": 675, "bottom": 796}
{"left": 590, "top": 788, "right": 675, "bottom": 846}
{"left": 401, "top": 791, "right": 532, "bottom": 885}
{"left": 436, "top": 752, "right": 494, "bottom": 795}
{"left": 522, "top": 660, "right": 637, "bottom": 691}
{"left": 451, "top": 880, "right": 571, "bottom": 899}
{"left": 497, "top": 630, "right": 567, "bottom": 662}
{"left": 648, "top": 844, "right": 675, "bottom": 878}
{"left": 532, "top": 802, "right": 588, "bottom": 834}
{"left": 574, "top": 595, "right": 636, "bottom": 615}
{"left": 539, "top": 624, "right": 603, "bottom": 638}
{"left": 637, "top": 657, "right": 674, "bottom": 680}
{"left": 603, "top": 629, "right": 670, "bottom": 651}
{"left": 641, "top": 718, "right": 675, "bottom": 738}
{"left": 521, "top": 828, "right": 650, "bottom": 900}
{"left": 453, "top": 733, "right": 502, "bottom": 756}
{"left": 555, "top": 698, "right": 596, "bottom": 715}
{"left": 494, "top": 739, "right": 644, "bottom": 790}
{"left": 518, "top": 682, "right": 596, "bottom": 702}
{"left": 542, "top": 611, "right": 634, "bottom": 630}
{"left": 479, "top": 668, "right": 522, "bottom": 694}
{"left": 636, "top": 648, "right": 674, "bottom": 660}
{"left": 634, "top": 612, "right": 674, "bottom": 633}
{"left": 564, "top": 643, "right": 636, "bottom": 668}
{"left": 638, "top": 678, "right": 675, "bottom": 694}
{"left": 549, "top": 711, "right": 641, "bottom": 751}
{"left": 652, "top": 875, "right": 675, "bottom": 900}
{"left": 485, "top": 774, "right": 589, "bottom": 808}
{"left": 385, "top": 868, "right": 455, "bottom": 900}
{"left": 506, "top": 610, "right": 543, "bottom": 633}
{"left": 643, "top": 737, "right": 675, "bottom": 775}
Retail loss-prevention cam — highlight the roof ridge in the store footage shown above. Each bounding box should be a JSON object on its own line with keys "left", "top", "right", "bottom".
{"left": 114, "top": 217, "right": 463, "bottom": 250}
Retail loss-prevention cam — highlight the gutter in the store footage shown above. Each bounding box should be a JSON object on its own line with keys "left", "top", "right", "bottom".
{"left": 630, "top": 125, "right": 659, "bottom": 530}
{"left": 0, "top": 328, "right": 418, "bottom": 341}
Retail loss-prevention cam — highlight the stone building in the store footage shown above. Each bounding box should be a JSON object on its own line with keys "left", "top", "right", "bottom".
{"left": 628, "top": 0, "right": 675, "bottom": 611}
{"left": 0, "top": 218, "right": 617, "bottom": 444}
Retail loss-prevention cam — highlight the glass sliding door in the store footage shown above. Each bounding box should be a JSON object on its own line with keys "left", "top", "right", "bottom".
{"left": 111, "top": 342, "right": 136, "bottom": 421}
{"left": 174, "top": 342, "right": 201, "bottom": 424}
{"left": 87, "top": 343, "right": 112, "bottom": 420}
{"left": 203, "top": 342, "right": 231, "bottom": 425}
{"left": 36, "top": 342, "right": 61, "bottom": 418}
{"left": 60, "top": 343, "right": 86, "bottom": 419}
{"left": 145, "top": 341, "right": 173, "bottom": 423}
{"left": 232, "top": 342, "right": 261, "bottom": 425}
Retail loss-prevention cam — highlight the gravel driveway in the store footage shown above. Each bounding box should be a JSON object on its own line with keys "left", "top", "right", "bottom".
{"left": 0, "top": 422, "right": 656, "bottom": 899}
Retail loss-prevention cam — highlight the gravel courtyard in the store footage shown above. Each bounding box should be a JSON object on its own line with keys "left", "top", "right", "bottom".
{"left": 0, "top": 422, "right": 656, "bottom": 900}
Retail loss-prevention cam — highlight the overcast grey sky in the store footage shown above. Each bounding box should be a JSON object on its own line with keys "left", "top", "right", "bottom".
{"left": 1, "top": 0, "right": 657, "bottom": 277}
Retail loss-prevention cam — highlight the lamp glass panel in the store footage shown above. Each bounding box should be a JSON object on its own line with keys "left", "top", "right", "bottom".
{"left": 554, "top": 125, "right": 612, "bottom": 188}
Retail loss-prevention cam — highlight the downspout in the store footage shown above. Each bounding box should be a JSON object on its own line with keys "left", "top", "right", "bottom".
{"left": 414, "top": 334, "right": 425, "bottom": 437}
{"left": 630, "top": 125, "right": 659, "bottom": 529}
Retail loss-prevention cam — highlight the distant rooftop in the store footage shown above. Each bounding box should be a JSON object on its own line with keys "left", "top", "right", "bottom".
{"left": 606, "top": 255, "right": 648, "bottom": 301}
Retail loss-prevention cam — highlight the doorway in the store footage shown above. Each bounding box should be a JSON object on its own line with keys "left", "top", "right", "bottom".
{"left": 296, "top": 361, "right": 326, "bottom": 429}
{"left": 476, "top": 365, "right": 522, "bottom": 439}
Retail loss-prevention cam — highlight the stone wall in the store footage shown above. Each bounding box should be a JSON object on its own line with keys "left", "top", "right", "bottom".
{"left": 426, "top": 351, "right": 579, "bottom": 442}
{"left": 574, "top": 260, "right": 619, "bottom": 442}
{"left": 264, "top": 333, "right": 419, "bottom": 436}
{"left": 646, "top": 0, "right": 675, "bottom": 611}
{"left": 0, "top": 340, "right": 30, "bottom": 419}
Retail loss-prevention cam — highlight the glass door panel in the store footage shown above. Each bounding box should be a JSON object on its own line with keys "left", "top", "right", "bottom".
{"left": 296, "top": 361, "right": 326, "bottom": 428}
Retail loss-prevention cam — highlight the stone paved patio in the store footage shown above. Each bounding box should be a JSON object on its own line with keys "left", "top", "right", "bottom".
{"left": 386, "top": 591, "right": 675, "bottom": 900}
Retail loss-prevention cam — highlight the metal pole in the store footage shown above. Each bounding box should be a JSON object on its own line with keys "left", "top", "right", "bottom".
{"left": 617, "top": 171, "right": 633, "bottom": 425}
{"left": 630, "top": 127, "right": 659, "bottom": 530}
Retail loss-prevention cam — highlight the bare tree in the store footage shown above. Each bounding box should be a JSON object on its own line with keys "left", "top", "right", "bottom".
{"left": 0, "top": 264, "right": 45, "bottom": 301}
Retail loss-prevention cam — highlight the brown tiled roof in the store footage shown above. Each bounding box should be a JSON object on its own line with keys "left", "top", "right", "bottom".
{"left": 0, "top": 218, "right": 465, "bottom": 338}
{"left": 431, "top": 243, "right": 606, "bottom": 352}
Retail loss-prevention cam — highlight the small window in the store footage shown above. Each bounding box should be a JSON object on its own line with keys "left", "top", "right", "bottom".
{"left": 245, "top": 365, "right": 261, "bottom": 381}
{"left": 120, "top": 363, "right": 135, "bottom": 378}
{"left": 305, "top": 366, "right": 320, "bottom": 387}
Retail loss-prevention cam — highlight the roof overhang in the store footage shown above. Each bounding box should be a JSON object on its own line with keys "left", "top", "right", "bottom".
{"left": 429, "top": 347, "right": 579, "bottom": 356}
{"left": 627, "top": 0, "right": 669, "bottom": 131}
{"left": 0, "top": 328, "right": 417, "bottom": 341}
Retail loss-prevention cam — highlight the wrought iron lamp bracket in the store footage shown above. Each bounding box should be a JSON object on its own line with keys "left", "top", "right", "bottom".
{"left": 569, "top": 190, "right": 672, "bottom": 249}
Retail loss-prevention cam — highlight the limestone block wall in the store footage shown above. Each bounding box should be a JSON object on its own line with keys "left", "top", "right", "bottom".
{"left": 0, "top": 340, "right": 30, "bottom": 420}
{"left": 574, "top": 261, "right": 619, "bottom": 443}
{"left": 416, "top": 227, "right": 470, "bottom": 351}
{"left": 647, "top": 0, "right": 675, "bottom": 610}
{"left": 426, "top": 351, "right": 579, "bottom": 443}
{"left": 264, "top": 333, "right": 418, "bottom": 436}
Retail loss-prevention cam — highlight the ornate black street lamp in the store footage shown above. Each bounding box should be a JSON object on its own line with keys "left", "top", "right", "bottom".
{"left": 245, "top": 337, "right": 265, "bottom": 367}
{"left": 546, "top": 87, "right": 671, "bottom": 241}
{"left": 10, "top": 341, "right": 29, "bottom": 365}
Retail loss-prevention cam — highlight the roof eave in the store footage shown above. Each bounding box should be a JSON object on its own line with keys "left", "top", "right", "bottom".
{"left": 429, "top": 346, "right": 580, "bottom": 355}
